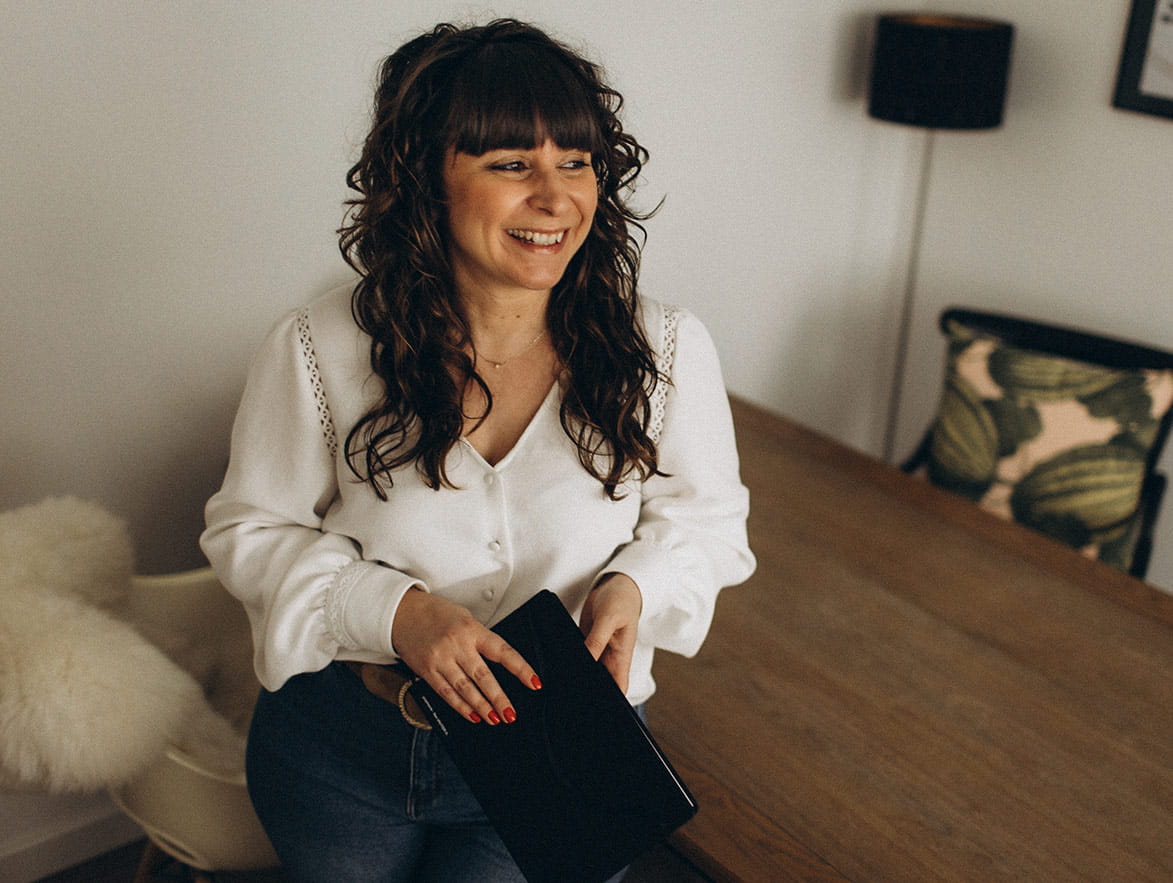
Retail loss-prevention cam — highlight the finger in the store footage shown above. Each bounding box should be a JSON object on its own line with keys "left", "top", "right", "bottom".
{"left": 584, "top": 612, "right": 637, "bottom": 692}
{"left": 480, "top": 635, "right": 543, "bottom": 693}
{"left": 448, "top": 657, "right": 513, "bottom": 725}
{"left": 472, "top": 637, "right": 545, "bottom": 724}
{"left": 582, "top": 619, "right": 614, "bottom": 662}
{"left": 600, "top": 642, "right": 634, "bottom": 694}
{"left": 426, "top": 668, "right": 488, "bottom": 725}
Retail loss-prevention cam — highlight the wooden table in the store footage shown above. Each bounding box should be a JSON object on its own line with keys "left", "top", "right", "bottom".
{"left": 649, "top": 398, "right": 1173, "bottom": 882}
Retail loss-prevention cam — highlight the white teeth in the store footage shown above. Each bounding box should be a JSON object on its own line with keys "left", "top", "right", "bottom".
{"left": 507, "top": 229, "right": 564, "bottom": 246}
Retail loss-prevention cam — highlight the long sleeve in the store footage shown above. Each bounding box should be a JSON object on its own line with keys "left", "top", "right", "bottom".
{"left": 200, "top": 309, "right": 422, "bottom": 691}
{"left": 600, "top": 308, "right": 756, "bottom": 657}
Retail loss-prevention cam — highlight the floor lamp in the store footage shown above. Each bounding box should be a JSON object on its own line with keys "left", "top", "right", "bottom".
{"left": 868, "top": 13, "right": 1014, "bottom": 462}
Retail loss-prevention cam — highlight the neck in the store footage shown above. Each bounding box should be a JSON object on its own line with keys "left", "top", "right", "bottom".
{"left": 461, "top": 289, "right": 550, "bottom": 350}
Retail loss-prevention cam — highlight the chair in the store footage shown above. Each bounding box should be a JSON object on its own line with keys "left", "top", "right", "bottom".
{"left": 111, "top": 567, "right": 279, "bottom": 881}
{"left": 0, "top": 498, "right": 278, "bottom": 880}
{"left": 903, "top": 307, "right": 1173, "bottom": 579}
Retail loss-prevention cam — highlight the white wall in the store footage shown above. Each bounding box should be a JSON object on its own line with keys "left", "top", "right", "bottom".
{"left": 886, "top": 0, "right": 1173, "bottom": 589}
{"left": 1, "top": 1, "right": 903, "bottom": 875}
{"left": 0, "top": 0, "right": 906, "bottom": 576}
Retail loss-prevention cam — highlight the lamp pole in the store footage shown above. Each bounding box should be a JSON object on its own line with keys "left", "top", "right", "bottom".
{"left": 882, "top": 127, "right": 935, "bottom": 464}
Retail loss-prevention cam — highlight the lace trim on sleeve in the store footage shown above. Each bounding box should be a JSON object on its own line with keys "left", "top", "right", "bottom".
{"left": 324, "top": 560, "right": 367, "bottom": 649}
{"left": 648, "top": 305, "right": 680, "bottom": 444}
{"left": 295, "top": 307, "right": 339, "bottom": 458}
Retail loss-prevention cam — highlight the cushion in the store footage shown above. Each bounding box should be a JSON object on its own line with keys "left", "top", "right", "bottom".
{"left": 924, "top": 320, "right": 1173, "bottom": 570}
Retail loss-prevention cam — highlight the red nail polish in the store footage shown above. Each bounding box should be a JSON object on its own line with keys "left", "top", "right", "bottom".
{"left": 469, "top": 712, "right": 482, "bottom": 724}
{"left": 488, "top": 711, "right": 501, "bottom": 726}
{"left": 531, "top": 675, "right": 543, "bottom": 690}
{"left": 503, "top": 707, "right": 517, "bottom": 724}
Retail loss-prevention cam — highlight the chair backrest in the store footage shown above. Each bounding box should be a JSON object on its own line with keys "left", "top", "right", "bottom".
{"left": 916, "top": 307, "right": 1173, "bottom": 575}
{"left": 940, "top": 308, "right": 1173, "bottom": 372}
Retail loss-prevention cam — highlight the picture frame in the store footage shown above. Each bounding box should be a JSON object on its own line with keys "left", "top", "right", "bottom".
{"left": 1114, "top": 0, "right": 1173, "bottom": 120}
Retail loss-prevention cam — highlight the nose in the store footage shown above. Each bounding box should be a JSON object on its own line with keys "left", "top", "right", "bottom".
{"left": 528, "top": 168, "right": 571, "bottom": 215}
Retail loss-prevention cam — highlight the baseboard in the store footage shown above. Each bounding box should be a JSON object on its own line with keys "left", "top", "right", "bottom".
{"left": 0, "top": 790, "right": 143, "bottom": 883}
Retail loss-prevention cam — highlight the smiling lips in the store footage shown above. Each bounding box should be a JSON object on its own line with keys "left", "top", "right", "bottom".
{"left": 506, "top": 228, "right": 566, "bottom": 246}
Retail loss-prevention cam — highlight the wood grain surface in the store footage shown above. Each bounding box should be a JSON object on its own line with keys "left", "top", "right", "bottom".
{"left": 651, "top": 397, "right": 1173, "bottom": 882}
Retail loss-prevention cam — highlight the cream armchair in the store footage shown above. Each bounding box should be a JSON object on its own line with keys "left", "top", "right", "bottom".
{"left": 111, "top": 568, "right": 278, "bottom": 879}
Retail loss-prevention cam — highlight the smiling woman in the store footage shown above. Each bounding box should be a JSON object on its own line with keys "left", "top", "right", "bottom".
{"left": 443, "top": 141, "right": 598, "bottom": 310}
{"left": 199, "top": 18, "right": 754, "bottom": 882}
{"left": 337, "top": 20, "right": 657, "bottom": 502}
{"left": 439, "top": 139, "right": 601, "bottom": 469}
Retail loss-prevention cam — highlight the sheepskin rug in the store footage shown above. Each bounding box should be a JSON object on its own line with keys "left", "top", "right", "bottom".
{"left": 0, "top": 495, "right": 133, "bottom": 610}
{"left": 0, "top": 497, "right": 242, "bottom": 792}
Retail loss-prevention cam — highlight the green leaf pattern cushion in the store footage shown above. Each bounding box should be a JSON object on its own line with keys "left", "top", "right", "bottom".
{"left": 926, "top": 321, "right": 1173, "bottom": 569}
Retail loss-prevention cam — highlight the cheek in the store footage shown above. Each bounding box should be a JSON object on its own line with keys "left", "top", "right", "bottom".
{"left": 445, "top": 186, "right": 492, "bottom": 247}
{"left": 577, "top": 188, "right": 600, "bottom": 227}
{"left": 445, "top": 183, "right": 475, "bottom": 225}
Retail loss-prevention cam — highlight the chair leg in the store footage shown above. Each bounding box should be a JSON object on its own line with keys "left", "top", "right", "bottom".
{"left": 132, "top": 840, "right": 219, "bottom": 883}
{"left": 900, "top": 429, "right": 933, "bottom": 473}
{"left": 132, "top": 840, "right": 169, "bottom": 883}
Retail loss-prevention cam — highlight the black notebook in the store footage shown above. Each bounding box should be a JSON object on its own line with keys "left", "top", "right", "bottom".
{"left": 409, "top": 590, "right": 697, "bottom": 883}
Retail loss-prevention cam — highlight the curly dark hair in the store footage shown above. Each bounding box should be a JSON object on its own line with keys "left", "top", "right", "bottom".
{"left": 338, "top": 19, "right": 662, "bottom": 499}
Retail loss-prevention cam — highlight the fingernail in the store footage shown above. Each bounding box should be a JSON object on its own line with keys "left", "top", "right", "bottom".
{"left": 468, "top": 712, "right": 482, "bottom": 724}
{"left": 503, "top": 707, "right": 517, "bottom": 724}
{"left": 488, "top": 711, "right": 501, "bottom": 726}
{"left": 531, "top": 675, "right": 543, "bottom": 690}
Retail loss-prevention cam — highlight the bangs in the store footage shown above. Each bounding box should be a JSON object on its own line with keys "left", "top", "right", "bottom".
{"left": 444, "top": 41, "right": 604, "bottom": 155}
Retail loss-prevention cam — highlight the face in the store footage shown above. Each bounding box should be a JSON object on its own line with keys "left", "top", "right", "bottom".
{"left": 442, "top": 140, "right": 598, "bottom": 303}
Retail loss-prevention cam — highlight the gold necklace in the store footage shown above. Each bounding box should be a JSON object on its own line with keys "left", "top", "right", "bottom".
{"left": 478, "top": 329, "right": 548, "bottom": 370}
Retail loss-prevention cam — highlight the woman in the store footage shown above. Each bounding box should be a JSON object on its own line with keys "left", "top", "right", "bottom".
{"left": 202, "top": 18, "right": 754, "bottom": 882}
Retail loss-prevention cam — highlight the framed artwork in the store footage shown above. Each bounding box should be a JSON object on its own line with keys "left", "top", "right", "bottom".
{"left": 1114, "top": 0, "right": 1173, "bottom": 119}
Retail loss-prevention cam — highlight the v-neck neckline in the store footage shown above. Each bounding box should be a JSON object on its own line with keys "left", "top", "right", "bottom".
{"left": 461, "top": 379, "right": 560, "bottom": 469}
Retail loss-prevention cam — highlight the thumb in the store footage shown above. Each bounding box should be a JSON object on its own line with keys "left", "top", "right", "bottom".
{"left": 582, "top": 619, "right": 612, "bottom": 662}
{"left": 600, "top": 639, "right": 633, "bottom": 694}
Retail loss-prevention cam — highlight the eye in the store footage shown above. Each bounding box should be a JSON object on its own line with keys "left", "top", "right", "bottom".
{"left": 489, "top": 160, "right": 527, "bottom": 173}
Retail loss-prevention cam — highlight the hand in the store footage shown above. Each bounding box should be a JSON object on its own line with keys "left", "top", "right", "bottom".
{"left": 580, "top": 574, "right": 642, "bottom": 694}
{"left": 389, "top": 589, "right": 540, "bottom": 725}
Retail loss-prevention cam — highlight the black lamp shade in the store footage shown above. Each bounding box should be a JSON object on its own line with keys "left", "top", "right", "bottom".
{"left": 868, "top": 14, "right": 1014, "bottom": 129}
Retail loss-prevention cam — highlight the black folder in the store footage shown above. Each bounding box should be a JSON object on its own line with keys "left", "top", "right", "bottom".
{"left": 409, "top": 590, "right": 697, "bottom": 883}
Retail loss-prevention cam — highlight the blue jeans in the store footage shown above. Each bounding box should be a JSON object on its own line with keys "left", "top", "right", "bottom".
{"left": 246, "top": 662, "right": 635, "bottom": 882}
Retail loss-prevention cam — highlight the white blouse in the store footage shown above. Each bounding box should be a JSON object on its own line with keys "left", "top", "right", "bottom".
{"left": 201, "top": 283, "right": 755, "bottom": 705}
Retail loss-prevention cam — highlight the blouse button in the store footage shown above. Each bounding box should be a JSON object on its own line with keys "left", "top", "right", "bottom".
{"left": 488, "top": 540, "right": 502, "bottom": 552}
{"left": 484, "top": 473, "right": 497, "bottom": 487}
{"left": 482, "top": 587, "right": 496, "bottom": 601}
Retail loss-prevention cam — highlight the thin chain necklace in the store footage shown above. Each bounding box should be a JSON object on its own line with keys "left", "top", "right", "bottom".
{"left": 477, "top": 329, "right": 548, "bottom": 370}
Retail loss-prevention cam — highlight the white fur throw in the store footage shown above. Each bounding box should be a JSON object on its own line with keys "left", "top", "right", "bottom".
{"left": 0, "top": 586, "right": 206, "bottom": 791}
{"left": 0, "top": 496, "right": 134, "bottom": 609}
{"left": 0, "top": 497, "right": 226, "bottom": 792}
